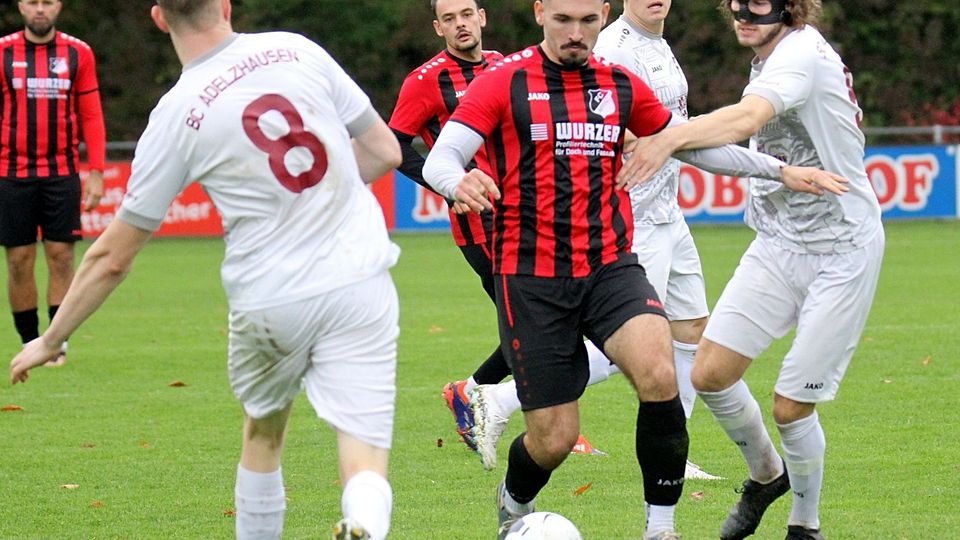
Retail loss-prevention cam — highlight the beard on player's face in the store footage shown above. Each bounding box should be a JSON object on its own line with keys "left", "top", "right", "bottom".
{"left": 26, "top": 20, "right": 55, "bottom": 37}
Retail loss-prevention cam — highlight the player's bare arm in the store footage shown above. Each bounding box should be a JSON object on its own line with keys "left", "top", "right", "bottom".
{"left": 350, "top": 109, "right": 402, "bottom": 184}
{"left": 618, "top": 95, "right": 777, "bottom": 190}
{"left": 10, "top": 219, "right": 152, "bottom": 385}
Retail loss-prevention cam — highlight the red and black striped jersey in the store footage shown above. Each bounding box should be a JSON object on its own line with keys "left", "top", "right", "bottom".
{"left": 0, "top": 31, "right": 106, "bottom": 179}
{"left": 389, "top": 49, "right": 503, "bottom": 247}
{"left": 450, "top": 46, "right": 672, "bottom": 278}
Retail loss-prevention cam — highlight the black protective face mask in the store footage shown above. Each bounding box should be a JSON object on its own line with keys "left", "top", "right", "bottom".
{"left": 731, "top": 0, "right": 792, "bottom": 25}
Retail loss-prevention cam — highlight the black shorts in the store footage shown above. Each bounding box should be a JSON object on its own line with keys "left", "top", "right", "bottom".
{"left": 0, "top": 175, "right": 82, "bottom": 247}
{"left": 458, "top": 243, "right": 495, "bottom": 303}
{"left": 494, "top": 255, "right": 667, "bottom": 411}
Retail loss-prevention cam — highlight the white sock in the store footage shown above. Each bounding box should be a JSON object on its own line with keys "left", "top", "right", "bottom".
{"left": 494, "top": 379, "right": 523, "bottom": 417}
{"left": 672, "top": 340, "right": 697, "bottom": 419}
{"left": 464, "top": 376, "right": 478, "bottom": 395}
{"left": 699, "top": 380, "right": 783, "bottom": 483}
{"left": 645, "top": 503, "right": 676, "bottom": 535}
{"left": 501, "top": 481, "right": 536, "bottom": 515}
{"left": 235, "top": 465, "right": 285, "bottom": 540}
{"left": 585, "top": 340, "right": 613, "bottom": 386}
{"left": 778, "top": 411, "right": 825, "bottom": 530}
{"left": 342, "top": 470, "right": 392, "bottom": 540}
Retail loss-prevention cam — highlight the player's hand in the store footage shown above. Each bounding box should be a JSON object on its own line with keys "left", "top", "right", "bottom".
{"left": 454, "top": 168, "right": 500, "bottom": 213}
{"left": 450, "top": 201, "right": 473, "bottom": 214}
{"left": 781, "top": 166, "right": 849, "bottom": 196}
{"left": 10, "top": 336, "right": 62, "bottom": 385}
{"left": 83, "top": 169, "right": 104, "bottom": 211}
{"left": 617, "top": 132, "right": 675, "bottom": 191}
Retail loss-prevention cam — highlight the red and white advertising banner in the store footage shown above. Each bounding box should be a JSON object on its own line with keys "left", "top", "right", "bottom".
{"left": 80, "top": 162, "right": 224, "bottom": 237}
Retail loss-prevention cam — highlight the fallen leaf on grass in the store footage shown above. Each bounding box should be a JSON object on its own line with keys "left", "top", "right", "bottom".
{"left": 882, "top": 379, "right": 892, "bottom": 384}
{"left": 921, "top": 355, "right": 932, "bottom": 366}
{"left": 429, "top": 325, "right": 445, "bottom": 333}
{"left": 437, "top": 438, "right": 443, "bottom": 448}
{"left": 690, "top": 491, "right": 705, "bottom": 500}
{"left": 573, "top": 482, "right": 592, "bottom": 496}
{"left": 223, "top": 508, "right": 236, "bottom": 517}
{"left": 90, "top": 500, "right": 105, "bottom": 508}
{"left": 1, "top": 404, "right": 24, "bottom": 412}
{"left": 168, "top": 381, "right": 187, "bottom": 387}
{"left": 61, "top": 484, "right": 80, "bottom": 490}
{"left": 80, "top": 442, "right": 96, "bottom": 448}
{"left": 139, "top": 440, "right": 153, "bottom": 449}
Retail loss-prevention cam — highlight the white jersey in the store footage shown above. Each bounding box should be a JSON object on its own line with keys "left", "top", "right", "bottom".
{"left": 595, "top": 15, "right": 688, "bottom": 225}
{"left": 118, "top": 32, "right": 399, "bottom": 311}
{"left": 743, "top": 26, "right": 882, "bottom": 254}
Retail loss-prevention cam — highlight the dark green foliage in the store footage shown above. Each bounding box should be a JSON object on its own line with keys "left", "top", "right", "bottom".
{"left": 2, "top": 1, "right": 955, "bottom": 141}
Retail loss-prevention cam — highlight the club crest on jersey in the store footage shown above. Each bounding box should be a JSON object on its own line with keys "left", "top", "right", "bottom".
{"left": 49, "top": 57, "right": 68, "bottom": 75}
{"left": 588, "top": 89, "right": 615, "bottom": 118}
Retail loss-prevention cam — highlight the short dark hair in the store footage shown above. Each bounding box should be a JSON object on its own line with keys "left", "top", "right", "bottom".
{"left": 156, "top": 0, "right": 221, "bottom": 30}
{"left": 430, "top": 0, "right": 482, "bottom": 18}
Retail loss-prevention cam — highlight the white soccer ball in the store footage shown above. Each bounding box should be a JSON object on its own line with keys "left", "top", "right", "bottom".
{"left": 504, "top": 512, "right": 583, "bottom": 540}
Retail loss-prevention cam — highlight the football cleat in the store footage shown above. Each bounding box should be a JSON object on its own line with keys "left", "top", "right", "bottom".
{"left": 332, "top": 518, "right": 370, "bottom": 539}
{"left": 684, "top": 459, "right": 724, "bottom": 481}
{"left": 720, "top": 465, "right": 791, "bottom": 540}
{"left": 785, "top": 525, "right": 826, "bottom": 540}
{"left": 497, "top": 480, "right": 535, "bottom": 540}
{"left": 471, "top": 384, "right": 510, "bottom": 469}
{"left": 442, "top": 380, "right": 477, "bottom": 451}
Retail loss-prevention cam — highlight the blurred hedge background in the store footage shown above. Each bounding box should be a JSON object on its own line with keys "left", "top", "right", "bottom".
{"left": 4, "top": 0, "right": 957, "bottom": 141}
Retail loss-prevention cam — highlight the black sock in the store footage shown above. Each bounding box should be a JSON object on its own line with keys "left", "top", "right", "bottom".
{"left": 504, "top": 433, "right": 553, "bottom": 504}
{"left": 13, "top": 309, "right": 39, "bottom": 344}
{"left": 636, "top": 396, "right": 689, "bottom": 506}
{"left": 472, "top": 347, "right": 512, "bottom": 385}
{"left": 48, "top": 304, "right": 59, "bottom": 322}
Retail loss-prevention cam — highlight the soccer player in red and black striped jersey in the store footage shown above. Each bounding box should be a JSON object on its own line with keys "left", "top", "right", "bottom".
{"left": 0, "top": 0, "right": 106, "bottom": 365}
{"left": 426, "top": 2, "right": 690, "bottom": 537}
{"left": 388, "top": 0, "right": 510, "bottom": 449}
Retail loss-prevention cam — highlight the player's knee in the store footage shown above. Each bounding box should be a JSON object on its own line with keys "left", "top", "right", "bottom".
{"left": 526, "top": 424, "right": 578, "bottom": 468}
{"left": 6, "top": 249, "right": 36, "bottom": 276}
{"left": 669, "top": 316, "right": 707, "bottom": 344}
{"left": 45, "top": 248, "right": 75, "bottom": 275}
{"left": 772, "top": 394, "right": 815, "bottom": 425}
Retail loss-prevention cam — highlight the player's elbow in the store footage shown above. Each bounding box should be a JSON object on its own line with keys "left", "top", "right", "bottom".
{"left": 383, "top": 139, "right": 402, "bottom": 171}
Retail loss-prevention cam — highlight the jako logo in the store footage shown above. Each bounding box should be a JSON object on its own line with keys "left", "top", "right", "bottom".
{"left": 803, "top": 382, "right": 824, "bottom": 390}
{"left": 528, "top": 92, "right": 550, "bottom": 101}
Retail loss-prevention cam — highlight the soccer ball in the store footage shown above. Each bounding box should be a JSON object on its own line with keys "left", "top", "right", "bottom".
{"left": 504, "top": 512, "right": 583, "bottom": 539}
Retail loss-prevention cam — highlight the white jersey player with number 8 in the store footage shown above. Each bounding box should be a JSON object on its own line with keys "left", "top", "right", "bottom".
{"left": 9, "top": 2, "right": 402, "bottom": 540}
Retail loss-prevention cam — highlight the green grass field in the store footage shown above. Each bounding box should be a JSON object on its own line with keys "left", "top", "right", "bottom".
{"left": 1, "top": 220, "right": 958, "bottom": 539}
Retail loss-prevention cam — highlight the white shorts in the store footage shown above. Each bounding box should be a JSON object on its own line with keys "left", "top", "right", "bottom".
{"left": 703, "top": 232, "right": 885, "bottom": 402}
{"left": 227, "top": 271, "right": 399, "bottom": 449}
{"left": 632, "top": 219, "right": 709, "bottom": 322}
